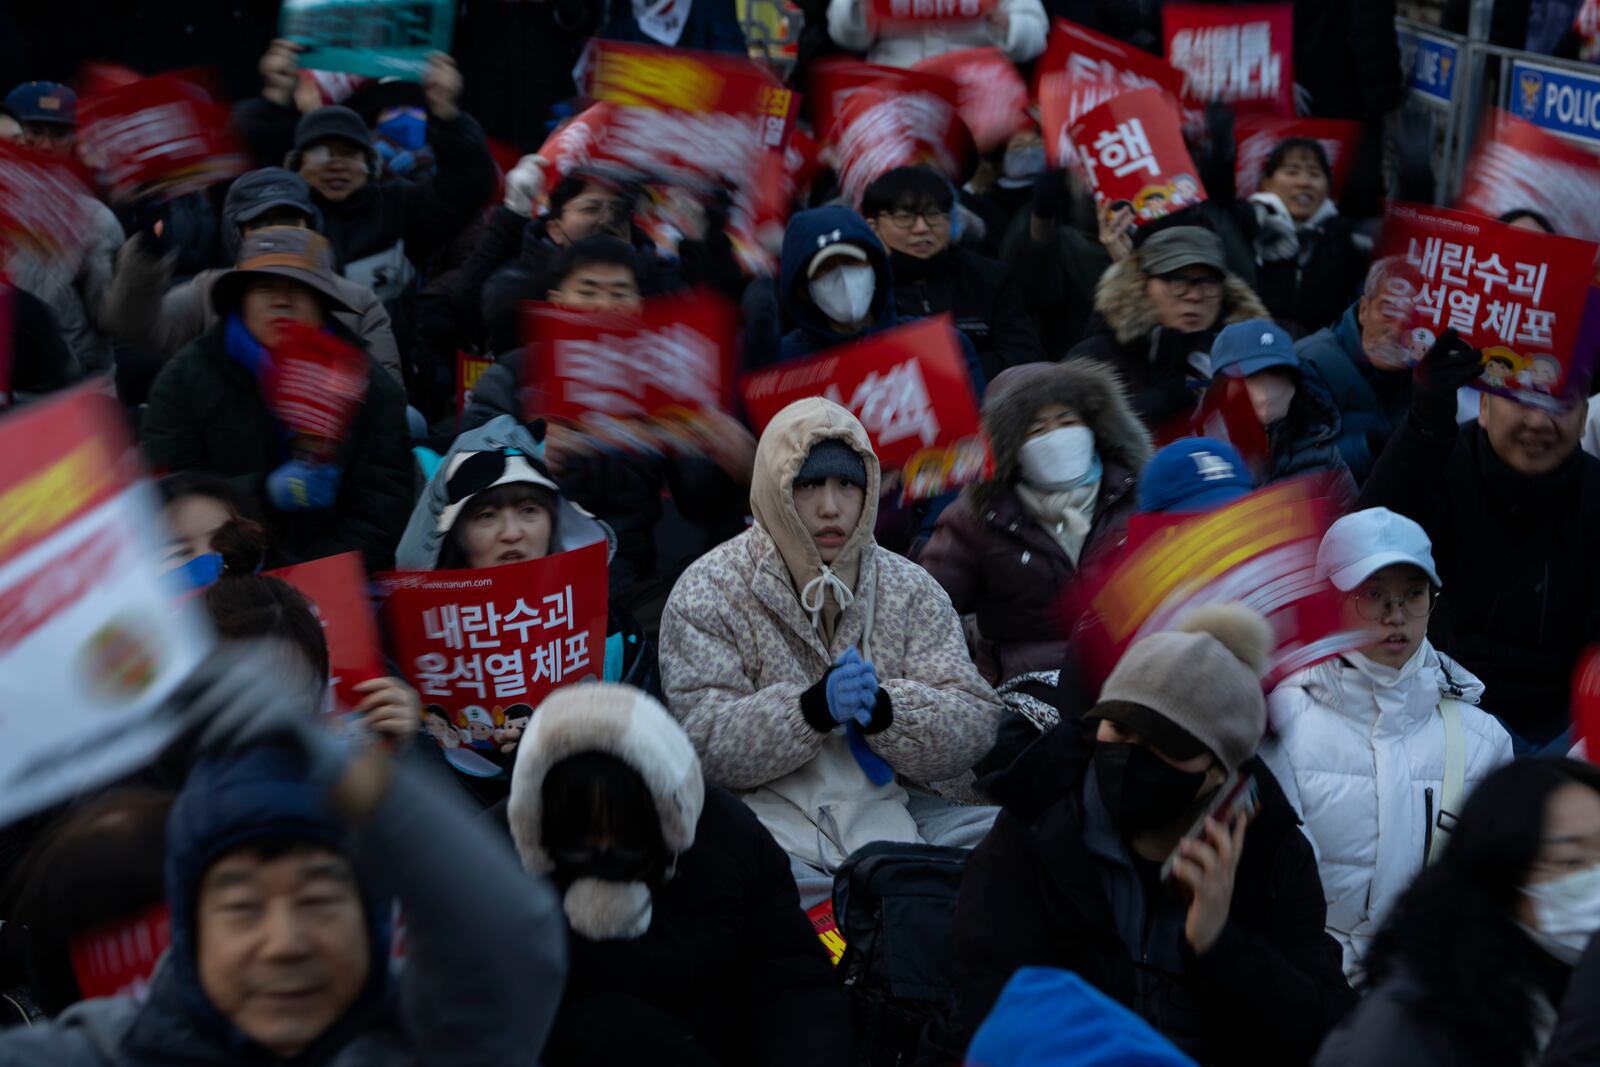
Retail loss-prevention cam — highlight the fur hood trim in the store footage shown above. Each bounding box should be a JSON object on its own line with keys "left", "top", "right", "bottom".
{"left": 1093, "top": 257, "right": 1271, "bottom": 346}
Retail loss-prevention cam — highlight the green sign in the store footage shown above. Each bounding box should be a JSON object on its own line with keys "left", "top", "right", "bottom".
{"left": 281, "top": 0, "right": 454, "bottom": 80}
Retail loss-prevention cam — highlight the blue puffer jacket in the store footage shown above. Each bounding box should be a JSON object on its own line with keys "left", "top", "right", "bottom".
{"left": 1295, "top": 302, "right": 1412, "bottom": 484}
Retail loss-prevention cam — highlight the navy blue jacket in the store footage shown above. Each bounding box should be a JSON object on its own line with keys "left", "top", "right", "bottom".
{"left": 1295, "top": 302, "right": 1411, "bottom": 484}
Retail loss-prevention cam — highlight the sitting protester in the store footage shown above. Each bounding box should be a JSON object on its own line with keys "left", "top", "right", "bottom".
{"left": 1262, "top": 508, "right": 1513, "bottom": 981}
{"left": 659, "top": 397, "right": 1004, "bottom": 906}
{"left": 158, "top": 471, "right": 270, "bottom": 583}
{"left": 139, "top": 227, "right": 414, "bottom": 572}
{"left": 0, "top": 646, "right": 567, "bottom": 1066}
{"left": 941, "top": 605, "right": 1354, "bottom": 1064}
{"left": 919, "top": 360, "right": 1152, "bottom": 685}
{"left": 505, "top": 683, "right": 854, "bottom": 1066}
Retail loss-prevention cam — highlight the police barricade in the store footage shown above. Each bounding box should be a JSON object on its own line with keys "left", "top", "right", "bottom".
{"left": 1496, "top": 48, "right": 1600, "bottom": 153}
{"left": 1395, "top": 17, "right": 1470, "bottom": 201}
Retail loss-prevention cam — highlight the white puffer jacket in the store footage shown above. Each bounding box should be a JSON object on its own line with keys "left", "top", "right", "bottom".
{"left": 826, "top": 0, "right": 1047, "bottom": 68}
{"left": 1260, "top": 642, "right": 1512, "bottom": 981}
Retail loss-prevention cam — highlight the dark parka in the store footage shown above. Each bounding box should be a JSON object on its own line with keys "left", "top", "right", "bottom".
{"left": 139, "top": 321, "right": 414, "bottom": 572}
{"left": 886, "top": 246, "right": 1044, "bottom": 381}
{"left": 1065, "top": 256, "right": 1271, "bottom": 431}
{"left": 1358, "top": 418, "right": 1600, "bottom": 746}
{"left": 943, "top": 718, "right": 1355, "bottom": 1065}
{"left": 1295, "top": 301, "right": 1412, "bottom": 483}
{"left": 917, "top": 360, "right": 1152, "bottom": 685}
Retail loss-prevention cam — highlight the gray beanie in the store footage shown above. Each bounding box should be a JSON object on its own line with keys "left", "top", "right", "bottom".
{"left": 796, "top": 438, "right": 868, "bottom": 489}
{"left": 1090, "top": 604, "right": 1272, "bottom": 773}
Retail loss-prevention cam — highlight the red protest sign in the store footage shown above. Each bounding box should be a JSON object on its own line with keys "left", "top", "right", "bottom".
{"left": 868, "top": 0, "right": 995, "bottom": 33}
{"left": 1033, "top": 18, "right": 1187, "bottom": 168}
{"left": 1069, "top": 89, "right": 1206, "bottom": 225}
{"left": 265, "top": 552, "right": 385, "bottom": 713}
{"left": 0, "top": 277, "right": 11, "bottom": 409}
{"left": 0, "top": 142, "right": 89, "bottom": 257}
{"left": 526, "top": 288, "right": 738, "bottom": 452}
{"left": 913, "top": 48, "right": 1030, "bottom": 155}
{"left": 69, "top": 902, "right": 171, "bottom": 1002}
{"left": 741, "top": 317, "right": 989, "bottom": 501}
{"left": 584, "top": 41, "right": 791, "bottom": 121}
{"left": 1164, "top": 3, "right": 1294, "bottom": 116}
{"left": 77, "top": 72, "right": 247, "bottom": 203}
{"left": 457, "top": 350, "right": 494, "bottom": 421}
{"left": 809, "top": 61, "right": 968, "bottom": 206}
{"left": 1233, "top": 115, "right": 1362, "bottom": 200}
{"left": 1075, "top": 478, "right": 1363, "bottom": 690}
{"left": 264, "top": 323, "right": 371, "bottom": 455}
{"left": 1458, "top": 110, "right": 1600, "bottom": 245}
{"left": 807, "top": 900, "right": 847, "bottom": 965}
{"left": 378, "top": 541, "right": 609, "bottom": 778}
{"left": 1575, "top": 646, "right": 1600, "bottom": 756}
{"left": 1376, "top": 202, "right": 1600, "bottom": 407}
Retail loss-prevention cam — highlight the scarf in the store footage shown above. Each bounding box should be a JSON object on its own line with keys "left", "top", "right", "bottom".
{"left": 1248, "top": 191, "right": 1340, "bottom": 266}
{"left": 223, "top": 312, "right": 274, "bottom": 380}
{"left": 1014, "top": 458, "right": 1103, "bottom": 567}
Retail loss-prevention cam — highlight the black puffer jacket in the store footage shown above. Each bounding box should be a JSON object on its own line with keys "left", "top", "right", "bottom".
{"left": 887, "top": 246, "right": 1043, "bottom": 380}
{"left": 941, "top": 718, "right": 1354, "bottom": 1065}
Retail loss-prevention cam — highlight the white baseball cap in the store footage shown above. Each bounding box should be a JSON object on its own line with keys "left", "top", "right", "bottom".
{"left": 1316, "top": 508, "right": 1442, "bottom": 592}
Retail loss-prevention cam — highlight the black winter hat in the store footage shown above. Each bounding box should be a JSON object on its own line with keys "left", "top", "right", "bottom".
{"left": 796, "top": 438, "right": 867, "bottom": 489}
{"left": 286, "top": 106, "right": 379, "bottom": 175}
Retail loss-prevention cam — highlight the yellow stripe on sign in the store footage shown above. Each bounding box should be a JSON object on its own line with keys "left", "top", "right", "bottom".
{"left": 592, "top": 51, "right": 723, "bottom": 112}
{"left": 0, "top": 441, "right": 113, "bottom": 562}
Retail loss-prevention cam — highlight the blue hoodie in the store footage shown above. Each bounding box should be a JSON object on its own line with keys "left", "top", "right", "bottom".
{"left": 966, "top": 968, "right": 1198, "bottom": 1067}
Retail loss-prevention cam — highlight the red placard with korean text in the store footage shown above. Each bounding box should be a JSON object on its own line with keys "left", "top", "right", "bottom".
{"left": 0, "top": 141, "right": 90, "bottom": 257}
{"left": 1073, "top": 478, "right": 1363, "bottom": 690}
{"left": 1575, "top": 646, "right": 1600, "bottom": 757}
{"left": 913, "top": 48, "right": 1031, "bottom": 155}
{"left": 810, "top": 61, "right": 968, "bottom": 206}
{"left": 77, "top": 72, "right": 247, "bottom": 203}
{"left": 264, "top": 323, "right": 371, "bottom": 456}
{"left": 378, "top": 541, "right": 608, "bottom": 779}
{"left": 1164, "top": 3, "right": 1294, "bottom": 117}
{"left": 1458, "top": 110, "right": 1600, "bottom": 245}
{"left": 868, "top": 0, "right": 996, "bottom": 33}
{"left": 741, "top": 317, "right": 988, "bottom": 501}
{"left": 1068, "top": 89, "right": 1206, "bottom": 225}
{"left": 1033, "top": 18, "right": 1187, "bottom": 167}
{"left": 265, "top": 552, "right": 385, "bottom": 713}
{"left": 69, "top": 903, "right": 171, "bottom": 1001}
{"left": 526, "top": 288, "right": 738, "bottom": 452}
{"left": 1376, "top": 201, "right": 1600, "bottom": 407}
{"left": 1233, "top": 115, "right": 1362, "bottom": 200}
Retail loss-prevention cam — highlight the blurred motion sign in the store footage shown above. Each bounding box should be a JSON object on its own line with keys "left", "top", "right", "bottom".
{"left": 265, "top": 552, "right": 385, "bottom": 713}
{"left": 1458, "top": 110, "right": 1600, "bottom": 244}
{"left": 0, "top": 278, "right": 11, "bottom": 410}
{"left": 77, "top": 73, "right": 247, "bottom": 203}
{"left": 280, "top": 0, "right": 454, "bottom": 79}
{"left": 1069, "top": 89, "right": 1206, "bottom": 225}
{"left": 913, "top": 48, "right": 1031, "bottom": 154}
{"left": 810, "top": 60, "right": 968, "bottom": 205}
{"left": 1233, "top": 115, "right": 1361, "bottom": 199}
{"left": 377, "top": 542, "right": 608, "bottom": 779}
{"left": 0, "top": 387, "right": 213, "bottom": 827}
{"left": 742, "top": 317, "right": 989, "bottom": 501}
{"left": 1033, "top": 18, "right": 1186, "bottom": 167}
{"left": 0, "top": 142, "right": 89, "bottom": 257}
{"left": 1164, "top": 3, "right": 1294, "bottom": 116}
{"left": 264, "top": 323, "right": 372, "bottom": 458}
{"left": 868, "top": 0, "right": 996, "bottom": 33}
{"left": 69, "top": 902, "right": 171, "bottom": 1002}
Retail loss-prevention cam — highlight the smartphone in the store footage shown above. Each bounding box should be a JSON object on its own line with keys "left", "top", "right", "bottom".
{"left": 1160, "top": 771, "right": 1259, "bottom": 882}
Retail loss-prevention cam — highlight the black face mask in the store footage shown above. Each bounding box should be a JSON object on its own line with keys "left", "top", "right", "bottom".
{"left": 1093, "top": 741, "right": 1209, "bottom": 833}
{"left": 550, "top": 844, "right": 659, "bottom": 888}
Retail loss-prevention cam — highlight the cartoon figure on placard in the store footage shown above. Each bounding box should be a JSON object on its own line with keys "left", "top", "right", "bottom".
{"left": 494, "top": 703, "right": 535, "bottom": 747}
{"left": 1481, "top": 347, "right": 1523, "bottom": 389}
{"left": 1171, "top": 173, "right": 1200, "bottom": 206}
{"left": 423, "top": 707, "right": 462, "bottom": 749}
{"left": 458, "top": 705, "right": 500, "bottom": 752}
{"left": 1134, "top": 185, "right": 1171, "bottom": 221}
{"left": 1517, "top": 354, "right": 1562, "bottom": 393}
{"left": 1408, "top": 327, "right": 1437, "bottom": 363}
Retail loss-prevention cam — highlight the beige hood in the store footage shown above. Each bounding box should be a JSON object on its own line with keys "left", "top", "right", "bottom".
{"left": 750, "top": 397, "right": 881, "bottom": 640}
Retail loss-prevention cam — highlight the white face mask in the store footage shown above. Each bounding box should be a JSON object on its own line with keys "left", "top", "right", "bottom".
{"left": 810, "top": 263, "right": 876, "bottom": 326}
{"left": 1018, "top": 425, "right": 1096, "bottom": 491}
{"left": 1002, "top": 145, "right": 1046, "bottom": 181}
{"left": 1243, "top": 372, "right": 1296, "bottom": 425}
{"left": 1522, "top": 863, "right": 1600, "bottom": 964}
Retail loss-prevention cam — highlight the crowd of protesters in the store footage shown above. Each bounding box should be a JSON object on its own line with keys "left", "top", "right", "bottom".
{"left": 5, "top": 1, "right": 1600, "bottom": 1065}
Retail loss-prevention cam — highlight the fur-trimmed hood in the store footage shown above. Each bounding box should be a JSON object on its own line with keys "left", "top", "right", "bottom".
{"left": 508, "top": 684, "right": 705, "bottom": 940}
{"left": 968, "top": 359, "right": 1152, "bottom": 512}
{"left": 1093, "top": 256, "right": 1271, "bottom": 347}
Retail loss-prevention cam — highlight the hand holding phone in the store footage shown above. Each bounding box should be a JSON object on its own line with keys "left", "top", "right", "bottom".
{"left": 1164, "top": 773, "right": 1258, "bottom": 956}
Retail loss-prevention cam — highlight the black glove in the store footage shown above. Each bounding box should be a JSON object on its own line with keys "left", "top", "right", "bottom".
{"left": 1410, "top": 328, "right": 1483, "bottom": 437}
{"left": 1031, "top": 169, "right": 1069, "bottom": 223}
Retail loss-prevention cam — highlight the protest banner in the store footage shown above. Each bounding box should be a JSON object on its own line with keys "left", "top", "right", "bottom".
{"left": 868, "top": 0, "right": 995, "bottom": 34}
{"left": 0, "top": 387, "right": 213, "bottom": 827}
{"left": 0, "top": 278, "right": 11, "bottom": 410}
{"left": 1074, "top": 478, "right": 1364, "bottom": 690}
{"left": 1033, "top": 18, "right": 1187, "bottom": 167}
{"left": 69, "top": 903, "right": 171, "bottom": 1002}
{"left": 280, "top": 0, "right": 454, "bottom": 80}
{"left": 378, "top": 540, "right": 609, "bottom": 778}
{"left": 0, "top": 141, "right": 89, "bottom": 258}
{"left": 1457, "top": 109, "right": 1600, "bottom": 244}
{"left": 741, "top": 317, "right": 989, "bottom": 501}
{"left": 265, "top": 552, "right": 386, "bottom": 713}
{"left": 1068, "top": 89, "right": 1206, "bottom": 225}
{"left": 1232, "top": 115, "right": 1362, "bottom": 200}
{"left": 1575, "top": 646, "right": 1600, "bottom": 757}
{"left": 913, "top": 48, "right": 1031, "bottom": 155}
{"left": 809, "top": 60, "right": 968, "bottom": 205}
{"left": 1377, "top": 201, "right": 1600, "bottom": 408}
{"left": 77, "top": 72, "right": 247, "bottom": 203}
{"left": 1164, "top": 3, "right": 1294, "bottom": 116}
{"left": 526, "top": 289, "right": 738, "bottom": 455}
{"left": 457, "top": 350, "right": 494, "bottom": 421}
{"left": 264, "top": 323, "right": 372, "bottom": 460}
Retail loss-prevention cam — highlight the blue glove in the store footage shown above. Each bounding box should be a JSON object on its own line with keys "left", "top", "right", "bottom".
{"left": 825, "top": 647, "right": 877, "bottom": 726}
{"left": 267, "top": 460, "right": 341, "bottom": 512}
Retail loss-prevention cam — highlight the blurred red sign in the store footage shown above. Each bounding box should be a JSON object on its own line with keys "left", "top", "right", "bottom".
{"left": 264, "top": 323, "right": 372, "bottom": 454}
{"left": 0, "top": 142, "right": 89, "bottom": 256}
{"left": 913, "top": 48, "right": 1031, "bottom": 154}
{"left": 69, "top": 902, "right": 170, "bottom": 1001}
{"left": 77, "top": 72, "right": 247, "bottom": 203}
{"left": 1233, "top": 115, "right": 1362, "bottom": 199}
{"left": 1458, "top": 110, "right": 1600, "bottom": 244}
{"left": 457, "top": 350, "right": 494, "bottom": 420}
{"left": 811, "top": 60, "right": 968, "bottom": 206}
{"left": 1164, "top": 3, "right": 1295, "bottom": 116}
{"left": 1034, "top": 18, "right": 1187, "bottom": 167}
{"left": 1575, "top": 646, "right": 1600, "bottom": 758}
{"left": 265, "top": 551, "right": 385, "bottom": 713}
{"left": 0, "top": 277, "right": 11, "bottom": 409}
{"left": 1069, "top": 88, "right": 1206, "bottom": 225}
{"left": 869, "top": 0, "right": 995, "bottom": 32}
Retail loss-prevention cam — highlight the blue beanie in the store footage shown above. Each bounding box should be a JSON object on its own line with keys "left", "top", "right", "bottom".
{"left": 965, "top": 968, "right": 1198, "bottom": 1067}
{"left": 164, "top": 745, "right": 390, "bottom": 1041}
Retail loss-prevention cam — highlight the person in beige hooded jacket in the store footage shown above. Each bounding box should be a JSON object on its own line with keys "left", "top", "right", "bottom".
{"left": 659, "top": 396, "right": 1004, "bottom": 905}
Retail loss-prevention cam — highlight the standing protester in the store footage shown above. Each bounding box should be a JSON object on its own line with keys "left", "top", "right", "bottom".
{"left": 658, "top": 398, "right": 1003, "bottom": 906}
{"left": 1262, "top": 509, "right": 1513, "bottom": 981}
{"left": 919, "top": 360, "right": 1151, "bottom": 685}
{"left": 1358, "top": 331, "right": 1600, "bottom": 751}
{"left": 140, "top": 228, "right": 414, "bottom": 572}
{"left": 505, "top": 684, "right": 854, "bottom": 1066}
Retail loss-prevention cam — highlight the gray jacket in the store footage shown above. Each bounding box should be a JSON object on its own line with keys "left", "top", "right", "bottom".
{"left": 105, "top": 238, "right": 404, "bottom": 385}
{"left": 0, "top": 761, "right": 567, "bottom": 1066}
{"left": 6, "top": 195, "right": 123, "bottom": 377}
